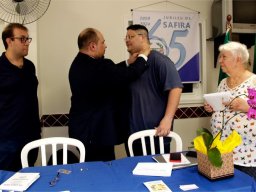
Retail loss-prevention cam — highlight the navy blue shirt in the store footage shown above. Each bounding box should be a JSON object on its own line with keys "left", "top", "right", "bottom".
{"left": 129, "top": 50, "right": 183, "bottom": 133}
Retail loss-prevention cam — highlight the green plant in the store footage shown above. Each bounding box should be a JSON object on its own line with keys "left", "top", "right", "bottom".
{"left": 194, "top": 88, "right": 256, "bottom": 167}
{"left": 196, "top": 128, "right": 222, "bottom": 167}
{"left": 194, "top": 127, "right": 242, "bottom": 167}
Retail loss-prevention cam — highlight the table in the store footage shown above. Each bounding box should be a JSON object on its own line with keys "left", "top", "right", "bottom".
{"left": 0, "top": 155, "right": 255, "bottom": 191}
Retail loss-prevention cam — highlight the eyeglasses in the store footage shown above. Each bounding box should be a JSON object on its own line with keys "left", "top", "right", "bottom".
{"left": 124, "top": 34, "right": 143, "bottom": 41}
{"left": 10, "top": 37, "right": 32, "bottom": 43}
{"left": 49, "top": 172, "right": 60, "bottom": 186}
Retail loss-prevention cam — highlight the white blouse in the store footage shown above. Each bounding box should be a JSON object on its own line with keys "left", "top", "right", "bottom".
{"left": 211, "top": 75, "right": 256, "bottom": 167}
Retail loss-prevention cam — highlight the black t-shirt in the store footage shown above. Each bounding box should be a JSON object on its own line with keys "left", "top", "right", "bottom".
{"left": 0, "top": 52, "right": 41, "bottom": 141}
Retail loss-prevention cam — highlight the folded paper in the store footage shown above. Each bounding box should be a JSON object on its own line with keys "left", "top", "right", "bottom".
{"left": 203, "top": 91, "right": 232, "bottom": 111}
{"left": 133, "top": 162, "right": 173, "bottom": 177}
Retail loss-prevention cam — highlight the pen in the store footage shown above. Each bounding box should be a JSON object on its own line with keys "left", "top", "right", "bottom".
{"left": 49, "top": 171, "right": 60, "bottom": 186}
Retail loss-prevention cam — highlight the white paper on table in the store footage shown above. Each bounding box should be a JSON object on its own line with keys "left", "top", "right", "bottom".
{"left": 144, "top": 180, "right": 172, "bottom": 192}
{"left": 203, "top": 91, "right": 232, "bottom": 111}
{"left": 0, "top": 172, "right": 40, "bottom": 192}
{"left": 132, "top": 162, "right": 173, "bottom": 177}
{"left": 179, "top": 184, "right": 199, "bottom": 191}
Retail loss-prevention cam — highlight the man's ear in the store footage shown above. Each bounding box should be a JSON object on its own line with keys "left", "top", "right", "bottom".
{"left": 89, "top": 42, "right": 96, "bottom": 51}
{"left": 6, "top": 38, "right": 12, "bottom": 46}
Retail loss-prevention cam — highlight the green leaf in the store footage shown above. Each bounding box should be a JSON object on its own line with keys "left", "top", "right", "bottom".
{"left": 196, "top": 128, "right": 213, "bottom": 150}
{"left": 208, "top": 147, "right": 223, "bottom": 167}
{"left": 197, "top": 128, "right": 212, "bottom": 136}
{"left": 209, "top": 131, "right": 222, "bottom": 147}
{"left": 202, "top": 133, "right": 213, "bottom": 150}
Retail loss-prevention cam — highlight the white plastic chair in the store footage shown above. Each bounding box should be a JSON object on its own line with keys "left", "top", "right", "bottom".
{"left": 128, "top": 129, "right": 183, "bottom": 157}
{"left": 21, "top": 137, "right": 85, "bottom": 168}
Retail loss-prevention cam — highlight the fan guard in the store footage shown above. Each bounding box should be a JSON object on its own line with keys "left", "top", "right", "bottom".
{"left": 0, "top": 0, "right": 51, "bottom": 24}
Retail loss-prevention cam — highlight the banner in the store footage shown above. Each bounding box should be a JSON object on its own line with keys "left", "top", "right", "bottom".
{"left": 133, "top": 11, "right": 200, "bottom": 83}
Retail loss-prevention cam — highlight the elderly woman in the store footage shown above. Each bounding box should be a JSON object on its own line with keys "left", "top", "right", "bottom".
{"left": 204, "top": 41, "right": 256, "bottom": 179}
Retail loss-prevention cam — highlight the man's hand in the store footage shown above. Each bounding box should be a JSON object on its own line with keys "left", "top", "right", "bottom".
{"left": 155, "top": 116, "right": 172, "bottom": 137}
{"left": 127, "top": 53, "right": 139, "bottom": 65}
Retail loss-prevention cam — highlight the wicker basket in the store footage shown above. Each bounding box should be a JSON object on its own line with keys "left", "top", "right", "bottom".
{"left": 197, "top": 151, "right": 234, "bottom": 180}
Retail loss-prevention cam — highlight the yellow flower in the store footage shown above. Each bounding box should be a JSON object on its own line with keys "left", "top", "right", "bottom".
{"left": 221, "top": 130, "right": 242, "bottom": 153}
{"left": 194, "top": 130, "right": 242, "bottom": 155}
{"left": 193, "top": 135, "right": 207, "bottom": 154}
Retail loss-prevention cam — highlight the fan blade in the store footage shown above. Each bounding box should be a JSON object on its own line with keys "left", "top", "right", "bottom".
{"left": 15, "top": 3, "right": 21, "bottom": 14}
{"left": 1, "top": 0, "right": 51, "bottom": 24}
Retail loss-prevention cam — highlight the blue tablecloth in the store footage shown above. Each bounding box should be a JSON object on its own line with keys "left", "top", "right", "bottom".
{"left": 0, "top": 155, "right": 255, "bottom": 191}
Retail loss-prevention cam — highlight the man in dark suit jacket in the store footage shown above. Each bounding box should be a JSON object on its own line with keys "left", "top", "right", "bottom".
{"left": 68, "top": 28, "right": 149, "bottom": 161}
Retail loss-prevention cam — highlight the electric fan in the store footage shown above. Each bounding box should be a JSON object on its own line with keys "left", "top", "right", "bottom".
{"left": 0, "top": 0, "right": 51, "bottom": 24}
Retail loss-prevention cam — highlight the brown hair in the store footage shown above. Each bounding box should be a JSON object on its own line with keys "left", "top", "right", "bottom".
{"left": 2, "top": 23, "right": 28, "bottom": 50}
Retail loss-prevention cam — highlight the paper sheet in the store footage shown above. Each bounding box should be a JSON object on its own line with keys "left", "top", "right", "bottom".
{"left": 133, "top": 162, "right": 173, "bottom": 177}
{"left": 144, "top": 180, "right": 172, "bottom": 192}
{"left": 179, "top": 184, "right": 199, "bottom": 191}
{"left": 0, "top": 172, "right": 40, "bottom": 191}
{"left": 203, "top": 91, "right": 232, "bottom": 111}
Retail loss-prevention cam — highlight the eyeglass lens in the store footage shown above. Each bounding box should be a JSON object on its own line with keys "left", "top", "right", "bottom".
{"left": 11, "top": 37, "right": 32, "bottom": 43}
{"left": 124, "top": 34, "right": 143, "bottom": 40}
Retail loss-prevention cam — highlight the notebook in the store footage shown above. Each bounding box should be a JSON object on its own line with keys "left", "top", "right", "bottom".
{"left": 152, "top": 153, "right": 197, "bottom": 170}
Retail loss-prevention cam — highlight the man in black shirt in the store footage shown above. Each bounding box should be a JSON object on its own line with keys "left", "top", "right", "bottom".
{"left": 0, "top": 23, "right": 41, "bottom": 171}
{"left": 68, "top": 28, "right": 149, "bottom": 161}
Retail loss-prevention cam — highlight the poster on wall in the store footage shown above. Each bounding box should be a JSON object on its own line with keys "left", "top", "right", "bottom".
{"left": 133, "top": 11, "right": 200, "bottom": 83}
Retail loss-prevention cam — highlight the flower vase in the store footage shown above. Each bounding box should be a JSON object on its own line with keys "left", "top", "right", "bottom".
{"left": 197, "top": 151, "right": 234, "bottom": 180}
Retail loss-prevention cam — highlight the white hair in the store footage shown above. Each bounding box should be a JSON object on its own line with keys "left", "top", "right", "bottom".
{"left": 219, "top": 41, "right": 249, "bottom": 65}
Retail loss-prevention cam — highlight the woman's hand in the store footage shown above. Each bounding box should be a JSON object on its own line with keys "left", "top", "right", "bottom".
{"left": 224, "top": 98, "right": 250, "bottom": 112}
{"left": 204, "top": 102, "right": 213, "bottom": 113}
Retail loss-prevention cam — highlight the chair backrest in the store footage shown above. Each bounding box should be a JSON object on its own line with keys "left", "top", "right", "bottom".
{"left": 128, "top": 129, "right": 182, "bottom": 157}
{"left": 21, "top": 137, "right": 85, "bottom": 168}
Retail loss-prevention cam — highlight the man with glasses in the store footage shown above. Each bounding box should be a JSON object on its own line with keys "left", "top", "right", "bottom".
{"left": 124, "top": 24, "right": 183, "bottom": 156}
{"left": 68, "top": 28, "right": 149, "bottom": 161}
{"left": 0, "top": 23, "right": 41, "bottom": 171}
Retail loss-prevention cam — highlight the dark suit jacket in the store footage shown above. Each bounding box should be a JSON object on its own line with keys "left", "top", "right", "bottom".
{"left": 68, "top": 52, "right": 147, "bottom": 146}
